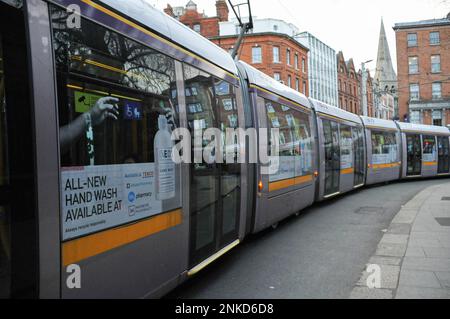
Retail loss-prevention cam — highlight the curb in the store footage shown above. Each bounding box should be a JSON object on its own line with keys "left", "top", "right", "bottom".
{"left": 349, "top": 184, "right": 436, "bottom": 299}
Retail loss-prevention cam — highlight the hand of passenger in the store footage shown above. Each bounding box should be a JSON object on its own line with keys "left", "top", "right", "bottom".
{"left": 89, "top": 97, "right": 119, "bottom": 126}
{"left": 158, "top": 105, "right": 176, "bottom": 129}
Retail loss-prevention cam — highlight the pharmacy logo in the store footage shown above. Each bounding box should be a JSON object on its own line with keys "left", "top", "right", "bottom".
{"left": 128, "top": 192, "right": 136, "bottom": 203}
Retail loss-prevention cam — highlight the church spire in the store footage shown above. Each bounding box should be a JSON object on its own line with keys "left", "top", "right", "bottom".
{"left": 374, "top": 18, "right": 397, "bottom": 94}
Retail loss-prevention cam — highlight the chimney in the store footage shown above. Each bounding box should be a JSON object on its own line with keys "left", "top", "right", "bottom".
{"left": 216, "top": 0, "right": 229, "bottom": 22}
{"left": 164, "top": 4, "right": 174, "bottom": 17}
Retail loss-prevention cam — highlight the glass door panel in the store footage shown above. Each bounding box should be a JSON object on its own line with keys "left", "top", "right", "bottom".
{"left": 323, "top": 119, "right": 340, "bottom": 196}
{"left": 406, "top": 134, "right": 422, "bottom": 176}
{"left": 184, "top": 66, "right": 241, "bottom": 267}
{"left": 438, "top": 136, "right": 449, "bottom": 174}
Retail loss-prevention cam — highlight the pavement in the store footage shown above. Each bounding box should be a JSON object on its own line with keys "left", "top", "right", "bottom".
{"left": 351, "top": 181, "right": 450, "bottom": 299}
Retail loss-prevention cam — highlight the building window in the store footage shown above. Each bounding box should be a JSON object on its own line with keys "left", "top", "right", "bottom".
{"left": 287, "top": 75, "right": 292, "bottom": 88}
{"left": 193, "top": 24, "right": 201, "bottom": 33}
{"left": 410, "top": 111, "right": 421, "bottom": 124}
{"left": 408, "top": 56, "right": 419, "bottom": 74}
{"left": 431, "top": 55, "right": 441, "bottom": 73}
{"left": 409, "top": 83, "right": 420, "bottom": 101}
{"left": 294, "top": 54, "right": 299, "bottom": 69}
{"left": 432, "top": 82, "right": 442, "bottom": 100}
{"left": 252, "top": 47, "right": 262, "bottom": 64}
{"left": 302, "top": 58, "right": 306, "bottom": 73}
{"left": 339, "top": 80, "right": 342, "bottom": 91}
{"left": 273, "top": 46, "right": 280, "bottom": 63}
{"left": 274, "top": 73, "right": 281, "bottom": 82}
{"left": 407, "top": 33, "right": 418, "bottom": 47}
{"left": 303, "top": 81, "right": 307, "bottom": 95}
{"left": 296, "top": 78, "right": 300, "bottom": 91}
{"left": 430, "top": 32, "right": 440, "bottom": 45}
{"left": 432, "top": 110, "right": 442, "bottom": 126}
{"left": 286, "top": 49, "right": 291, "bottom": 66}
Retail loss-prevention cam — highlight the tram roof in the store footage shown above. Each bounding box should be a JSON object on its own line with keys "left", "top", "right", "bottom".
{"left": 309, "top": 99, "right": 362, "bottom": 125}
{"left": 238, "top": 61, "right": 312, "bottom": 109}
{"left": 99, "top": 0, "right": 238, "bottom": 76}
{"left": 396, "top": 122, "right": 450, "bottom": 135}
{"left": 360, "top": 116, "right": 399, "bottom": 131}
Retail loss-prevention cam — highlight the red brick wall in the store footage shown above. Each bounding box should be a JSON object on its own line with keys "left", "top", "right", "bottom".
{"left": 395, "top": 25, "right": 450, "bottom": 122}
{"left": 212, "top": 34, "right": 309, "bottom": 95}
{"left": 337, "top": 53, "right": 360, "bottom": 115}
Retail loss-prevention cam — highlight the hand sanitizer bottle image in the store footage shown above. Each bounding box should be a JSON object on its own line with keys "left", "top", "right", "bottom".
{"left": 155, "top": 115, "right": 175, "bottom": 201}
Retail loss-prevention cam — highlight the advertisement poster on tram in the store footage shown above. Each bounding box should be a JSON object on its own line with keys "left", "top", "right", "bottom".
{"left": 60, "top": 163, "right": 181, "bottom": 241}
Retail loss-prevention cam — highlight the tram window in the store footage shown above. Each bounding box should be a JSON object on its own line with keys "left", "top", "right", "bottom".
{"left": 265, "top": 100, "right": 313, "bottom": 182}
{"left": 423, "top": 135, "right": 437, "bottom": 163}
{"left": 339, "top": 125, "right": 353, "bottom": 170}
{"left": 50, "top": 5, "right": 182, "bottom": 241}
{"left": 0, "top": 36, "right": 11, "bottom": 298}
{"left": 371, "top": 131, "right": 398, "bottom": 164}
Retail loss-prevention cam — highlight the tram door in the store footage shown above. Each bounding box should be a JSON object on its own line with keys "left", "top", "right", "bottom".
{"left": 437, "top": 136, "right": 450, "bottom": 174}
{"left": 406, "top": 134, "right": 422, "bottom": 176}
{"left": 353, "top": 126, "right": 365, "bottom": 186}
{"left": 323, "top": 120, "right": 340, "bottom": 196}
{"left": 184, "top": 65, "right": 241, "bottom": 268}
{"left": 0, "top": 2, "right": 38, "bottom": 298}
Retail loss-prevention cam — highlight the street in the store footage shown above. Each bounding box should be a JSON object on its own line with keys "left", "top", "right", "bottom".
{"left": 167, "top": 179, "right": 448, "bottom": 299}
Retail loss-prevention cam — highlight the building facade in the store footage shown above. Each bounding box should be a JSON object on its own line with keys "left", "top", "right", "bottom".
{"left": 337, "top": 51, "right": 360, "bottom": 114}
{"left": 394, "top": 13, "right": 450, "bottom": 126}
{"left": 297, "top": 32, "right": 339, "bottom": 106}
{"left": 164, "top": 0, "right": 228, "bottom": 38}
{"left": 213, "top": 18, "right": 309, "bottom": 94}
{"left": 357, "top": 70, "right": 376, "bottom": 118}
{"left": 164, "top": 2, "right": 310, "bottom": 95}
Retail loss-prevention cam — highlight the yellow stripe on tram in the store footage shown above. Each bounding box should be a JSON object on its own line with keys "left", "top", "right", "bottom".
{"left": 62, "top": 209, "right": 183, "bottom": 266}
{"left": 424, "top": 162, "right": 438, "bottom": 167}
{"left": 269, "top": 175, "right": 313, "bottom": 192}
{"left": 341, "top": 168, "right": 355, "bottom": 175}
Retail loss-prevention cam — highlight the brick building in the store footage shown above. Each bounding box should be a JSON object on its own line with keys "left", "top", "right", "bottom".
{"left": 164, "top": 0, "right": 228, "bottom": 38}
{"left": 394, "top": 13, "right": 450, "bottom": 126}
{"left": 337, "top": 51, "right": 360, "bottom": 114}
{"left": 211, "top": 31, "right": 309, "bottom": 94}
{"left": 163, "top": 1, "right": 309, "bottom": 95}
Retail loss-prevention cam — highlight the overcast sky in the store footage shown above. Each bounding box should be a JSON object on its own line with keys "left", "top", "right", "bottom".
{"left": 147, "top": 0, "right": 449, "bottom": 73}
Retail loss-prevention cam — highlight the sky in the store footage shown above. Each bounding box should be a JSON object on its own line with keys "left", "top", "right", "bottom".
{"left": 146, "top": 0, "right": 450, "bottom": 74}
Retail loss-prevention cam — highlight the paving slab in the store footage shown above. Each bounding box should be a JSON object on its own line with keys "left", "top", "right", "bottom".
{"left": 356, "top": 264, "right": 400, "bottom": 289}
{"left": 396, "top": 286, "right": 450, "bottom": 299}
{"left": 435, "top": 272, "right": 450, "bottom": 289}
{"left": 375, "top": 243, "right": 407, "bottom": 258}
{"left": 398, "top": 270, "right": 441, "bottom": 289}
{"left": 350, "top": 287, "right": 393, "bottom": 299}
{"left": 380, "top": 234, "right": 409, "bottom": 245}
{"left": 402, "top": 257, "right": 450, "bottom": 273}
{"left": 369, "top": 256, "right": 402, "bottom": 267}
{"left": 387, "top": 223, "right": 411, "bottom": 235}
{"left": 423, "top": 247, "right": 450, "bottom": 259}
{"left": 405, "top": 246, "right": 426, "bottom": 257}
